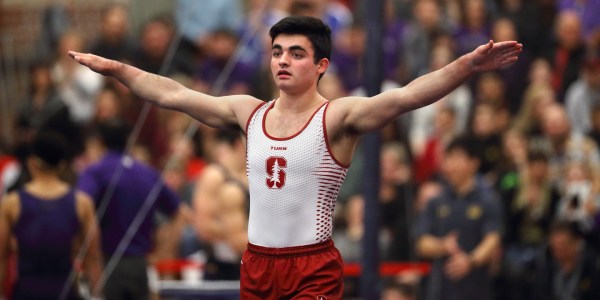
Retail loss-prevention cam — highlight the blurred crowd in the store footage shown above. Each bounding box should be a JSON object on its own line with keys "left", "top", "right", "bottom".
{"left": 2, "top": 0, "right": 600, "bottom": 299}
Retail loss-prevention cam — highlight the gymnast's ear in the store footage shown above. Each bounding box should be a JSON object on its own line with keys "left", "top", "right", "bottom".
{"left": 317, "top": 58, "right": 329, "bottom": 76}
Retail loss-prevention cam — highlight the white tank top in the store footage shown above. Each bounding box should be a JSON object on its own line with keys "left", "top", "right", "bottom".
{"left": 245, "top": 100, "right": 349, "bottom": 247}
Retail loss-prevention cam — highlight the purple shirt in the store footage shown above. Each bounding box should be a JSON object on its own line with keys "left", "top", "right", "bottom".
{"left": 195, "top": 58, "right": 257, "bottom": 95}
{"left": 77, "top": 152, "right": 180, "bottom": 256}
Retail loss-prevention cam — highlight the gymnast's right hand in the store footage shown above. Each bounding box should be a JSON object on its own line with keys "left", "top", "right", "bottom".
{"left": 68, "top": 51, "right": 120, "bottom": 76}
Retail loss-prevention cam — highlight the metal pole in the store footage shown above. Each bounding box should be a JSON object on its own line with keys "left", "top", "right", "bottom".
{"left": 361, "top": 0, "right": 384, "bottom": 299}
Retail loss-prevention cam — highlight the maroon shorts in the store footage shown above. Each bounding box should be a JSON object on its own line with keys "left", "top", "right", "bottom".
{"left": 240, "top": 239, "right": 344, "bottom": 299}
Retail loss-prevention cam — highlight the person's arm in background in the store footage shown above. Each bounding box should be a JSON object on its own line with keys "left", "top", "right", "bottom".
{"left": 74, "top": 191, "right": 103, "bottom": 298}
{"left": 444, "top": 232, "right": 500, "bottom": 280}
{"left": 0, "top": 193, "right": 17, "bottom": 299}
{"left": 414, "top": 198, "right": 460, "bottom": 259}
{"left": 219, "top": 182, "right": 249, "bottom": 255}
{"left": 417, "top": 231, "right": 460, "bottom": 259}
{"left": 192, "top": 165, "right": 228, "bottom": 243}
{"left": 468, "top": 232, "right": 501, "bottom": 267}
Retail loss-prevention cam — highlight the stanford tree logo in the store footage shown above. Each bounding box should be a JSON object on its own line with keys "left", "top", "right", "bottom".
{"left": 266, "top": 156, "right": 287, "bottom": 189}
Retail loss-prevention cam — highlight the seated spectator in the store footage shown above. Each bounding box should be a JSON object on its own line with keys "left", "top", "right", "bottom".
{"left": 88, "top": 3, "right": 135, "bottom": 61}
{"left": 532, "top": 103, "right": 600, "bottom": 189}
{"left": 131, "top": 16, "right": 180, "bottom": 76}
{"left": 51, "top": 31, "right": 104, "bottom": 126}
{"left": 379, "top": 142, "right": 415, "bottom": 261}
{"left": 409, "top": 42, "right": 472, "bottom": 159}
{"left": 15, "top": 59, "right": 80, "bottom": 159}
{"left": 498, "top": 150, "right": 561, "bottom": 300}
{"left": 453, "top": 0, "right": 492, "bottom": 56}
{"left": 469, "top": 101, "right": 507, "bottom": 183}
{"left": 543, "top": 10, "right": 586, "bottom": 102}
{"left": 556, "top": 160, "right": 600, "bottom": 238}
{"left": 512, "top": 83, "right": 556, "bottom": 139}
{"left": 413, "top": 106, "right": 457, "bottom": 184}
{"left": 530, "top": 221, "right": 600, "bottom": 300}
{"left": 192, "top": 29, "right": 258, "bottom": 96}
{"left": 565, "top": 54, "right": 600, "bottom": 135}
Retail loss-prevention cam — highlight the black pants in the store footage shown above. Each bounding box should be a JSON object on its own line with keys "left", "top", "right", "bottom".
{"left": 104, "top": 256, "right": 149, "bottom": 300}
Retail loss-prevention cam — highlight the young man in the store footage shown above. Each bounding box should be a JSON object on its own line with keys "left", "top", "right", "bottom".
{"left": 70, "top": 15, "right": 522, "bottom": 299}
{"left": 0, "top": 131, "right": 103, "bottom": 299}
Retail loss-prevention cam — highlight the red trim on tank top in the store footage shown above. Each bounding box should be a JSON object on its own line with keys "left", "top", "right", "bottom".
{"left": 323, "top": 103, "right": 351, "bottom": 168}
{"left": 245, "top": 101, "right": 269, "bottom": 135}
{"left": 262, "top": 99, "right": 327, "bottom": 141}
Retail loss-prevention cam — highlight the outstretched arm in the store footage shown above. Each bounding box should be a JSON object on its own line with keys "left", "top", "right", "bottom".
{"left": 332, "top": 40, "right": 522, "bottom": 134}
{"left": 68, "top": 51, "right": 263, "bottom": 129}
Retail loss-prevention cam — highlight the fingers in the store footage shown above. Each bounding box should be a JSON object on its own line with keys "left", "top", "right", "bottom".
{"left": 492, "top": 41, "right": 520, "bottom": 50}
{"left": 68, "top": 50, "right": 86, "bottom": 63}
{"left": 498, "top": 56, "right": 519, "bottom": 67}
{"left": 476, "top": 40, "right": 494, "bottom": 54}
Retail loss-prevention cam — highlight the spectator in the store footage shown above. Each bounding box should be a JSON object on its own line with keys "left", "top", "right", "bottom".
{"left": 565, "top": 55, "right": 600, "bottom": 135}
{"left": 289, "top": 0, "right": 353, "bottom": 38}
{"left": 333, "top": 194, "right": 390, "bottom": 297}
{"left": 174, "top": 0, "right": 243, "bottom": 53}
{"left": 77, "top": 119, "right": 186, "bottom": 300}
{"left": 51, "top": 31, "right": 105, "bottom": 126}
{"left": 453, "top": 0, "right": 492, "bottom": 56}
{"left": 533, "top": 103, "right": 600, "bottom": 188}
{"left": 401, "top": 0, "right": 448, "bottom": 81}
{"left": 94, "top": 86, "right": 124, "bottom": 124}
{"left": 490, "top": 17, "right": 531, "bottom": 113}
{"left": 330, "top": 24, "right": 366, "bottom": 93}
{"left": 105, "top": 77, "right": 168, "bottom": 168}
{"left": 192, "top": 29, "right": 258, "bottom": 96}
{"left": 379, "top": 141, "right": 415, "bottom": 261}
{"left": 544, "top": 10, "right": 587, "bottom": 102}
{"left": 0, "top": 131, "right": 103, "bottom": 299}
{"left": 495, "top": 127, "right": 529, "bottom": 194}
{"left": 496, "top": 0, "right": 553, "bottom": 57}
{"left": 415, "top": 135, "right": 502, "bottom": 300}
{"left": 500, "top": 150, "right": 561, "bottom": 300}
{"left": 35, "top": 2, "right": 73, "bottom": 60}
{"left": 413, "top": 106, "right": 458, "bottom": 184}
{"left": 558, "top": 1, "right": 600, "bottom": 40}
{"left": 530, "top": 221, "right": 600, "bottom": 300}
{"left": 469, "top": 101, "right": 506, "bottom": 182}
{"left": 190, "top": 129, "right": 249, "bottom": 280}
{"left": 131, "top": 16, "right": 179, "bottom": 76}
{"left": 89, "top": 3, "right": 135, "bottom": 62}
{"left": 409, "top": 42, "right": 472, "bottom": 158}
{"left": 14, "top": 59, "right": 77, "bottom": 154}
{"left": 512, "top": 83, "right": 556, "bottom": 139}
{"left": 556, "top": 160, "right": 599, "bottom": 236}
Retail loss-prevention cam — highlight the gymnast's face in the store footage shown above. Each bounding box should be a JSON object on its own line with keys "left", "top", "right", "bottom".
{"left": 271, "top": 34, "right": 328, "bottom": 94}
